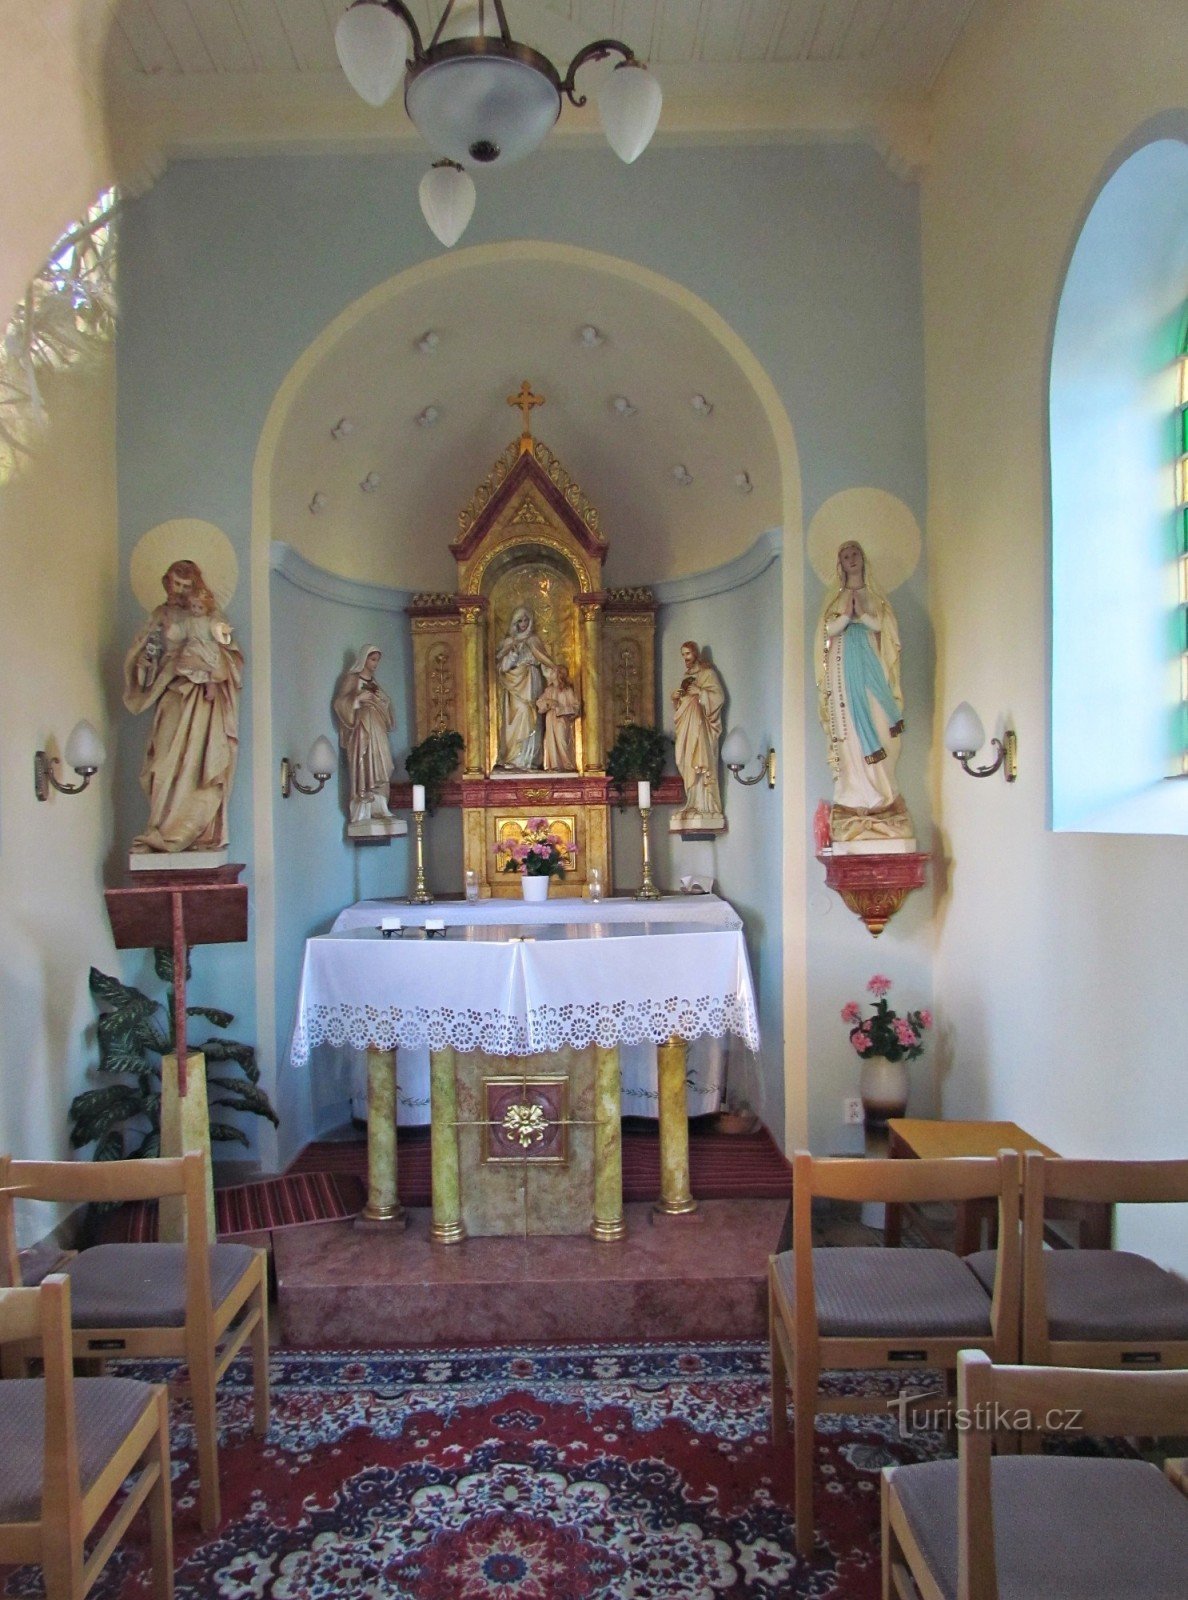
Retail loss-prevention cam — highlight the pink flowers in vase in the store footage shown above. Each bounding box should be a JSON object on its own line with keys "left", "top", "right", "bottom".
{"left": 840, "top": 975, "right": 932, "bottom": 1061}
{"left": 499, "top": 817, "right": 570, "bottom": 880}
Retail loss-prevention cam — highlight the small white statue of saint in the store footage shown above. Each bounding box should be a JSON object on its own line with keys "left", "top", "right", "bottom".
{"left": 537, "top": 662, "right": 581, "bottom": 772}
{"left": 332, "top": 646, "right": 401, "bottom": 838}
{"left": 670, "top": 640, "right": 726, "bottom": 834}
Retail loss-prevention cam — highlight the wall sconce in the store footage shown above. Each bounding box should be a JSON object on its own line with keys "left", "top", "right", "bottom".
{"left": 721, "top": 727, "right": 776, "bottom": 789}
{"left": 34, "top": 720, "right": 106, "bottom": 801}
{"left": 944, "top": 702, "right": 1017, "bottom": 781}
{"left": 280, "top": 735, "right": 337, "bottom": 798}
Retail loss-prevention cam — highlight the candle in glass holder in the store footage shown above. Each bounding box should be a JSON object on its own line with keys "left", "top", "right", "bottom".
{"left": 637, "top": 780, "right": 651, "bottom": 809}
{"left": 412, "top": 784, "right": 426, "bottom": 812}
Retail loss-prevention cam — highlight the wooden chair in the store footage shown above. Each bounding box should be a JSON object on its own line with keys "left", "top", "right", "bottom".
{"left": 0, "top": 1152, "right": 268, "bottom": 1533}
{"left": 770, "top": 1150, "right": 1021, "bottom": 1559}
{"left": 1020, "top": 1152, "right": 1188, "bottom": 1371}
{"left": 883, "top": 1350, "right": 1188, "bottom": 1600}
{"left": 0, "top": 1274, "right": 173, "bottom": 1600}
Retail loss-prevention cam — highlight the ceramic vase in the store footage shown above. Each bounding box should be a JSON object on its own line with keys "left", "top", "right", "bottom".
{"left": 520, "top": 874, "right": 550, "bottom": 903}
{"left": 860, "top": 1057, "right": 908, "bottom": 1128}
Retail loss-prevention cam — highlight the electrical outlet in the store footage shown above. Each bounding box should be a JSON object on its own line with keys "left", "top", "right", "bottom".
{"left": 843, "top": 1097, "right": 864, "bottom": 1126}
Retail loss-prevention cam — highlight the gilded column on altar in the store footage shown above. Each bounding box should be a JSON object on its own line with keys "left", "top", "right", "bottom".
{"left": 655, "top": 1035, "right": 698, "bottom": 1215}
{"left": 430, "top": 1046, "right": 465, "bottom": 1244}
{"left": 459, "top": 602, "right": 486, "bottom": 778}
{"left": 578, "top": 596, "right": 605, "bottom": 773}
{"left": 590, "top": 1045, "right": 625, "bottom": 1240}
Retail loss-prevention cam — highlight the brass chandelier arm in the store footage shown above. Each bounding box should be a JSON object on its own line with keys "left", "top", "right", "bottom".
{"left": 560, "top": 39, "right": 639, "bottom": 106}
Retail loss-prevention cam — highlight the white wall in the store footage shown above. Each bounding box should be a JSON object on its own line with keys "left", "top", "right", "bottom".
{"left": 0, "top": 356, "right": 121, "bottom": 1244}
{"left": 924, "top": 0, "right": 1188, "bottom": 1268}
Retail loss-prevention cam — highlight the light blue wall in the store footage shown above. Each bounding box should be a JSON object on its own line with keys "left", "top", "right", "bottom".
{"left": 114, "top": 141, "right": 929, "bottom": 1165}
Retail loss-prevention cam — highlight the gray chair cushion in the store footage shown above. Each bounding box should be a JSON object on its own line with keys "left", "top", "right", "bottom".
{"left": 889, "top": 1455, "right": 1188, "bottom": 1600}
{"left": 772, "top": 1247, "right": 993, "bottom": 1338}
{"left": 64, "top": 1242, "right": 257, "bottom": 1328}
{"left": 965, "top": 1248, "right": 998, "bottom": 1295}
{"left": 0, "top": 1377, "right": 155, "bottom": 1521}
{"left": 1040, "top": 1251, "right": 1188, "bottom": 1342}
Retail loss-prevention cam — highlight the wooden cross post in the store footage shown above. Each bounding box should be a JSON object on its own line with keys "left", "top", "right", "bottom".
{"left": 508, "top": 379, "right": 545, "bottom": 453}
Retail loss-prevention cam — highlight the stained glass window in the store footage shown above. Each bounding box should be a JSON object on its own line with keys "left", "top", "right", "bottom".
{"left": 0, "top": 187, "right": 118, "bottom": 482}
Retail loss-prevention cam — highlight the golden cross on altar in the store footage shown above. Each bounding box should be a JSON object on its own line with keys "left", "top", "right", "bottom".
{"left": 508, "top": 380, "right": 545, "bottom": 451}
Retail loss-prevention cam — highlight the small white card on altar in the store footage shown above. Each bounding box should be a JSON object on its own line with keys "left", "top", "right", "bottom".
{"left": 379, "top": 917, "right": 402, "bottom": 938}
{"left": 680, "top": 875, "right": 714, "bottom": 895}
{"left": 425, "top": 919, "right": 446, "bottom": 938}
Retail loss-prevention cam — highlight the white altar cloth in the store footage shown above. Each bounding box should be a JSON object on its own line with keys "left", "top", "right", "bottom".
{"left": 330, "top": 892, "right": 743, "bottom": 934}
{"left": 289, "top": 900, "right": 759, "bottom": 1122}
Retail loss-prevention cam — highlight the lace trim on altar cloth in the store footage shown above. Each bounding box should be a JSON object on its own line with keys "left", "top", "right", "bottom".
{"left": 290, "top": 992, "right": 760, "bottom": 1065}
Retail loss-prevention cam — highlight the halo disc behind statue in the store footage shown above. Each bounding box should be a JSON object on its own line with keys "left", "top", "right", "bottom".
{"left": 130, "top": 520, "right": 239, "bottom": 612}
{"left": 806, "top": 489, "right": 922, "bottom": 593}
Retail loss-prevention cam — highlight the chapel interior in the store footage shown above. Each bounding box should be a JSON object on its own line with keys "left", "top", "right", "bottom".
{"left": 2, "top": 0, "right": 1187, "bottom": 1589}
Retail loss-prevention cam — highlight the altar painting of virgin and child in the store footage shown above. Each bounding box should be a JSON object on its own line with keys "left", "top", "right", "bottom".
{"left": 491, "top": 577, "right": 581, "bottom": 774}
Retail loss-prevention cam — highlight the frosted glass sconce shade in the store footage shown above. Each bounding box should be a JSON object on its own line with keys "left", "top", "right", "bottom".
{"left": 945, "top": 701, "right": 1017, "bottom": 781}
{"left": 34, "top": 718, "right": 105, "bottom": 800}
{"left": 281, "top": 736, "right": 338, "bottom": 798}
{"left": 722, "top": 726, "right": 776, "bottom": 789}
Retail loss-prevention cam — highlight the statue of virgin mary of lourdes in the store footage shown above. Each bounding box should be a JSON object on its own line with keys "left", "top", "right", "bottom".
{"left": 814, "top": 540, "right": 916, "bottom": 853}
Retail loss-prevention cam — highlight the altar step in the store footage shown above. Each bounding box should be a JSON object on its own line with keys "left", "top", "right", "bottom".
{"left": 274, "top": 1198, "right": 789, "bottom": 1348}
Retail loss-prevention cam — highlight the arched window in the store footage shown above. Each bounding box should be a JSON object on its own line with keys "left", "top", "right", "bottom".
{"left": 1049, "top": 137, "right": 1188, "bottom": 832}
{"left": 0, "top": 187, "right": 118, "bottom": 482}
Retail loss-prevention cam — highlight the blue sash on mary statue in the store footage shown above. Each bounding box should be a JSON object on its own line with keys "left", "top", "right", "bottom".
{"left": 843, "top": 624, "right": 902, "bottom": 763}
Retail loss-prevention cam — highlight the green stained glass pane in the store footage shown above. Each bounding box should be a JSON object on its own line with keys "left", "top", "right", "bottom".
{"left": 1181, "top": 408, "right": 1188, "bottom": 455}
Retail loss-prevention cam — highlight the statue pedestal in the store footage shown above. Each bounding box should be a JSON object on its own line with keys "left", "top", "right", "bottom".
{"left": 159, "top": 1051, "right": 216, "bottom": 1242}
{"left": 346, "top": 818, "right": 408, "bottom": 842}
{"left": 129, "top": 848, "right": 229, "bottom": 873}
{"left": 817, "top": 850, "right": 929, "bottom": 937}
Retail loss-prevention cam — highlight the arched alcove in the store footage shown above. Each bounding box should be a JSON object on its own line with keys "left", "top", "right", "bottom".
{"left": 250, "top": 241, "right": 807, "bottom": 1157}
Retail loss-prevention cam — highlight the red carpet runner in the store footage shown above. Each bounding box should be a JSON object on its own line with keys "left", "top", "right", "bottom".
{"left": 106, "top": 1125, "right": 790, "bottom": 1242}
{"left": 289, "top": 1122, "right": 793, "bottom": 1207}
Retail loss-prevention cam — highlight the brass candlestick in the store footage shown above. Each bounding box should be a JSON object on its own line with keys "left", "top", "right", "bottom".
{"left": 410, "top": 809, "right": 434, "bottom": 904}
{"left": 635, "top": 805, "right": 662, "bottom": 901}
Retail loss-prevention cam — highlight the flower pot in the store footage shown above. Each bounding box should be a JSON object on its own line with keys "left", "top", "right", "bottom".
{"left": 520, "top": 874, "right": 550, "bottom": 903}
{"left": 859, "top": 1058, "right": 908, "bottom": 1128}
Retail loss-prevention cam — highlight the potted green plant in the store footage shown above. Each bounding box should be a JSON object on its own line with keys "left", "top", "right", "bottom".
{"left": 405, "top": 728, "right": 464, "bottom": 813}
{"left": 68, "top": 951, "right": 277, "bottom": 1164}
{"left": 606, "top": 722, "right": 671, "bottom": 808}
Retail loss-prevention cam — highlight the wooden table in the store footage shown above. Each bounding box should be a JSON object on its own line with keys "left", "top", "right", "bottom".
{"left": 883, "top": 1118, "right": 1113, "bottom": 1254}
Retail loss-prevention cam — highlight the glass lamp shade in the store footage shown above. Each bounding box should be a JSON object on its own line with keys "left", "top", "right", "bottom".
{"left": 405, "top": 53, "right": 561, "bottom": 168}
{"left": 418, "top": 162, "right": 477, "bottom": 247}
{"left": 335, "top": 2, "right": 412, "bottom": 107}
{"left": 597, "top": 61, "right": 662, "bottom": 164}
{"left": 944, "top": 701, "right": 985, "bottom": 756}
{"left": 721, "top": 727, "right": 752, "bottom": 768}
{"left": 64, "top": 719, "right": 105, "bottom": 773}
{"left": 308, "top": 735, "right": 338, "bottom": 780}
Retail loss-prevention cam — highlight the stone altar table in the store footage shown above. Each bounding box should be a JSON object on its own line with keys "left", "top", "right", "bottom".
{"left": 289, "top": 905, "right": 759, "bottom": 1242}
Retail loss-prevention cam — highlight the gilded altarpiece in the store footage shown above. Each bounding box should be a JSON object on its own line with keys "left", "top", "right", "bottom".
{"left": 407, "top": 399, "right": 657, "bottom": 899}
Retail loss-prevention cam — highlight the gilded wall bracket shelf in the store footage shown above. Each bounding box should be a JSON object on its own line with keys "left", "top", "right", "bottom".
{"left": 817, "top": 850, "right": 929, "bottom": 937}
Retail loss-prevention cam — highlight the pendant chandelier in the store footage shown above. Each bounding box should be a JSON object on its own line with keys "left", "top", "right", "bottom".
{"left": 335, "top": 0, "right": 663, "bottom": 248}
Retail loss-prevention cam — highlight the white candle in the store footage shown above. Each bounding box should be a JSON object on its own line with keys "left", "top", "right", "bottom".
{"left": 637, "top": 780, "right": 651, "bottom": 809}
{"left": 381, "top": 916, "right": 402, "bottom": 932}
{"left": 412, "top": 784, "right": 426, "bottom": 812}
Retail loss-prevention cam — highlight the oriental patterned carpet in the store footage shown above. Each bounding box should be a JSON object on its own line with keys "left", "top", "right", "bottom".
{"left": 0, "top": 1343, "right": 950, "bottom": 1600}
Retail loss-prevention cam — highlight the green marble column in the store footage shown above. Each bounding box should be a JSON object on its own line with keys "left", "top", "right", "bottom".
{"left": 655, "top": 1035, "right": 698, "bottom": 1215}
{"left": 359, "top": 1047, "right": 403, "bottom": 1227}
{"left": 590, "top": 1044, "right": 626, "bottom": 1241}
{"left": 430, "top": 1045, "right": 466, "bottom": 1244}
{"left": 160, "top": 1051, "right": 216, "bottom": 1242}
